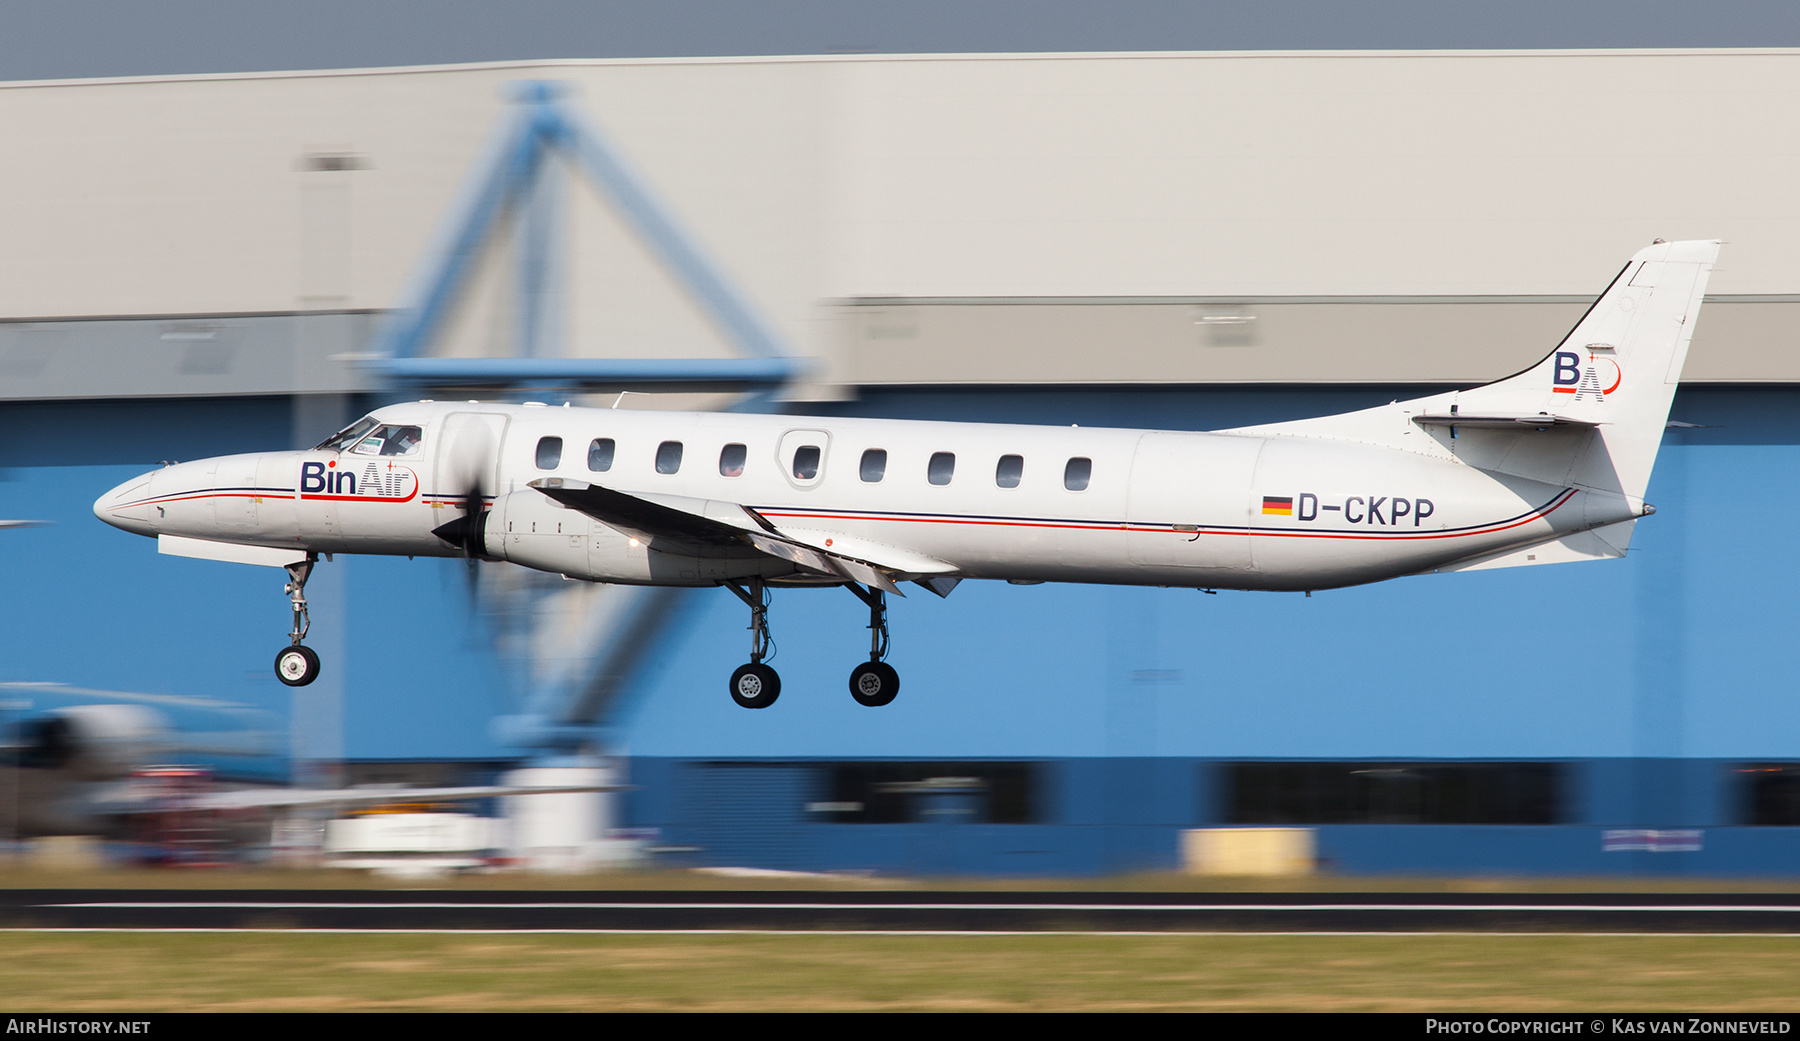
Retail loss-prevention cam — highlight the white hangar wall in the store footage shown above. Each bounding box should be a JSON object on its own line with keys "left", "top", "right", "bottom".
{"left": 2, "top": 49, "right": 1799, "bottom": 401}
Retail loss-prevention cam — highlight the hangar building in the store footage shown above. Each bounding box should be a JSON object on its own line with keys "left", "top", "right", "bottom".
{"left": 5, "top": 50, "right": 1800, "bottom": 874}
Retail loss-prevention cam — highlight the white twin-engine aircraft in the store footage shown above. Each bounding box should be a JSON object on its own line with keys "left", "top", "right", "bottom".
{"left": 96, "top": 240, "right": 1717, "bottom": 709}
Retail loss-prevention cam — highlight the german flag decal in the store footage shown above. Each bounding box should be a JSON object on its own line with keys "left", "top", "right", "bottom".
{"left": 1261, "top": 495, "right": 1293, "bottom": 516}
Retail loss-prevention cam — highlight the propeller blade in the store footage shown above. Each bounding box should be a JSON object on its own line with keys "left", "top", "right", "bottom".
{"left": 431, "top": 418, "right": 496, "bottom": 560}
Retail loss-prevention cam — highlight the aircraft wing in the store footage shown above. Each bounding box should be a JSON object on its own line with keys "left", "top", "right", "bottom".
{"left": 527, "top": 478, "right": 957, "bottom": 595}
{"left": 526, "top": 478, "right": 757, "bottom": 554}
{"left": 166, "top": 782, "right": 629, "bottom": 813}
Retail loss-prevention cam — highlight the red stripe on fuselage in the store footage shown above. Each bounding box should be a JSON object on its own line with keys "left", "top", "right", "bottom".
{"left": 756, "top": 489, "right": 1576, "bottom": 544}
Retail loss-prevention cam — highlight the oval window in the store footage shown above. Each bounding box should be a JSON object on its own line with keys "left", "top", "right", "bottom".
{"left": 656, "top": 441, "right": 683, "bottom": 475}
{"left": 928, "top": 452, "right": 955, "bottom": 486}
{"left": 860, "top": 449, "right": 887, "bottom": 483}
{"left": 587, "top": 438, "right": 615, "bottom": 472}
{"left": 719, "top": 443, "right": 747, "bottom": 477}
{"left": 792, "top": 445, "right": 821, "bottom": 481}
{"left": 996, "top": 454, "right": 1023, "bottom": 489}
{"left": 535, "top": 436, "right": 563, "bottom": 470}
{"left": 1064, "top": 456, "right": 1092, "bottom": 491}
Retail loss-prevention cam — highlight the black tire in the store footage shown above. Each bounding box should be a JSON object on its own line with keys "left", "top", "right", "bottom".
{"left": 729, "top": 662, "right": 780, "bottom": 708}
{"left": 275, "top": 645, "right": 321, "bottom": 687}
{"left": 849, "top": 661, "right": 899, "bottom": 707}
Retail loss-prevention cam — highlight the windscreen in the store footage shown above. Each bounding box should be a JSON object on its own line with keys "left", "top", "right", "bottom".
{"left": 314, "top": 416, "right": 379, "bottom": 451}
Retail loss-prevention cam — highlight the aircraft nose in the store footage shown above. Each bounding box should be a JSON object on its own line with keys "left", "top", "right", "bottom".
{"left": 93, "top": 471, "right": 159, "bottom": 537}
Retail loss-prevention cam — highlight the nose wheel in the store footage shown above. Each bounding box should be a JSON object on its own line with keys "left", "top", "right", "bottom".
{"left": 845, "top": 584, "right": 899, "bottom": 707}
{"left": 274, "top": 554, "right": 321, "bottom": 688}
{"left": 725, "top": 579, "right": 779, "bottom": 708}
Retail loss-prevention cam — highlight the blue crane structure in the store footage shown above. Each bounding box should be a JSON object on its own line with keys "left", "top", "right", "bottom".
{"left": 362, "top": 80, "right": 804, "bottom": 754}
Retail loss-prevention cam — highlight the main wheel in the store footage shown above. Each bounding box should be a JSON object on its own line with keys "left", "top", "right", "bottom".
{"left": 729, "top": 662, "right": 780, "bottom": 709}
{"left": 275, "top": 645, "right": 321, "bottom": 687}
{"left": 849, "top": 661, "right": 900, "bottom": 707}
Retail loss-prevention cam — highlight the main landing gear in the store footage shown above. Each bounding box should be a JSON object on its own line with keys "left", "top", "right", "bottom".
{"left": 273, "top": 554, "right": 321, "bottom": 688}
{"left": 725, "top": 578, "right": 779, "bottom": 709}
{"left": 721, "top": 580, "right": 902, "bottom": 709}
{"left": 845, "top": 584, "right": 899, "bottom": 708}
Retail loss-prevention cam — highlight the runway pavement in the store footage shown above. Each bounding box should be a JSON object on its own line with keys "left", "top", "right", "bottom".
{"left": 5, "top": 889, "right": 1800, "bottom": 932}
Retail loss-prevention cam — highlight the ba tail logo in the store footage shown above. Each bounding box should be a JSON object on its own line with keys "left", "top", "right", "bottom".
{"left": 1552, "top": 345, "right": 1622, "bottom": 401}
{"left": 299, "top": 460, "right": 419, "bottom": 502}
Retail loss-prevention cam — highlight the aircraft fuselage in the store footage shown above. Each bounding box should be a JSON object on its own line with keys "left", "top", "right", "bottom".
{"left": 96, "top": 399, "right": 1626, "bottom": 593}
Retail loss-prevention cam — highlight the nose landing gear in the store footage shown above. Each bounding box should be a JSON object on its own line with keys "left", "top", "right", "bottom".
{"left": 845, "top": 584, "right": 899, "bottom": 707}
{"left": 725, "top": 578, "right": 779, "bottom": 708}
{"left": 274, "top": 554, "right": 321, "bottom": 688}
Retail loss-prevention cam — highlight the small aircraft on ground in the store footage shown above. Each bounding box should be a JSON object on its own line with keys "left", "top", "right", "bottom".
{"left": 0, "top": 683, "right": 619, "bottom": 842}
{"left": 95, "top": 240, "right": 1718, "bottom": 709}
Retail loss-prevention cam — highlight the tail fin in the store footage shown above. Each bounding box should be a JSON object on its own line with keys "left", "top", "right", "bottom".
{"left": 1448, "top": 238, "right": 1718, "bottom": 500}
{"left": 1224, "top": 240, "right": 1719, "bottom": 504}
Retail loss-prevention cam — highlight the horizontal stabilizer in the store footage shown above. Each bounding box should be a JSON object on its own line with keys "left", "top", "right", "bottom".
{"left": 1411, "top": 413, "right": 1599, "bottom": 430}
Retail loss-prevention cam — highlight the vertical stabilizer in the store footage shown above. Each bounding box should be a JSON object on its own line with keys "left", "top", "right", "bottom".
{"left": 1449, "top": 239, "right": 1718, "bottom": 500}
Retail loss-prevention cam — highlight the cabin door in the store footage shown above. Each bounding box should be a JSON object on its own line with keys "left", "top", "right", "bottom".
{"left": 1125, "top": 432, "right": 1260, "bottom": 572}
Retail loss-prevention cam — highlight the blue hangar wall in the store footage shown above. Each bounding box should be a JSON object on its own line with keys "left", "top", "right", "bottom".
{"left": 623, "top": 756, "right": 1800, "bottom": 877}
{"left": 5, "top": 385, "right": 1800, "bottom": 873}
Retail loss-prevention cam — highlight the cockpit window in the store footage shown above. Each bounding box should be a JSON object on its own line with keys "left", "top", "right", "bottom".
{"left": 314, "top": 416, "right": 379, "bottom": 451}
{"left": 348, "top": 424, "right": 424, "bottom": 457}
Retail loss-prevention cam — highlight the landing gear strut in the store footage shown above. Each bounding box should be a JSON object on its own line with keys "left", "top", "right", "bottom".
{"left": 273, "top": 554, "right": 321, "bottom": 688}
{"left": 725, "top": 578, "right": 779, "bottom": 708}
{"left": 845, "top": 584, "right": 899, "bottom": 707}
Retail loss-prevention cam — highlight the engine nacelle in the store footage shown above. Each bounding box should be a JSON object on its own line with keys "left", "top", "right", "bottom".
{"left": 15, "top": 704, "right": 170, "bottom": 781}
{"left": 481, "top": 488, "right": 778, "bottom": 584}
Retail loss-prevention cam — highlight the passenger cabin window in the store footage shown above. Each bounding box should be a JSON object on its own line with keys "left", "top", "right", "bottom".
{"left": 535, "top": 436, "right": 563, "bottom": 470}
{"left": 719, "top": 443, "right": 747, "bottom": 477}
{"left": 344, "top": 424, "right": 423, "bottom": 457}
{"left": 928, "top": 452, "right": 956, "bottom": 486}
{"left": 1064, "top": 456, "right": 1092, "bottom": 491}
{"left": 656, "top": 441, "right": 684, "bottom": 475}
{"left": 860, "top": 449, "right": 887, "bottom": 483}
{"left": 996, "top": 454, "right": 1024, "bottom": 489}
{"left": 792, "top": 445, "right": 821, "bottom": 481}
{"left": 588, "top": 438, "right": 615, "bottom": 472}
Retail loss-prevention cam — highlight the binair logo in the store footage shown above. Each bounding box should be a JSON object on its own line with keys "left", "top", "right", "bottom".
{"left": 299, "top": 459, "right": 420, "bottom": 502}
{"left": 1552, "top": 347, "right": 1622, "bottom": 401}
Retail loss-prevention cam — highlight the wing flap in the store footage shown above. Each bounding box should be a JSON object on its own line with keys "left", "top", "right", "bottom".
{"left": 767, "top": 527, "right": 958, "bottom": 576}
{"left": 743, "top": 532, "right": 903, "bottom": 594}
